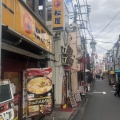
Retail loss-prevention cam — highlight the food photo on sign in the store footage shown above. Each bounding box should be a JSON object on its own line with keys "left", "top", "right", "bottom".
{"left": 26, "top": 68, "right": 53, "bottom": 117}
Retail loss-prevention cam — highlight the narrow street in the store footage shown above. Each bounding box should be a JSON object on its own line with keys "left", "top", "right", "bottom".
{"left": 82, "top": 79, "right": 120, "bottom": 120}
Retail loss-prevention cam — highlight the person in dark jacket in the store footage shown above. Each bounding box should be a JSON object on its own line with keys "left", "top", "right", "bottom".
{"left": 88, "top": 72, "right": 93, "bottom": 84}
{"left": 114, "top": 81, "right": 120, "bottom": 97}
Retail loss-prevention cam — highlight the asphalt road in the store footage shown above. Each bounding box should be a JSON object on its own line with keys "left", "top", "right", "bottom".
{"left": 81, "top": 79, "right": 120, "bottom": 120}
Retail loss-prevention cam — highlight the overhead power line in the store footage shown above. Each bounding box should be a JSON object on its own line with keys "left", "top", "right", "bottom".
{"left": 96, "top": 45, "right": 108, "bottom": 50}
{"left": 94, "top": 10, "right": 120, "bottom": 39}
{"left": 86, "top": 38, "right": 115, "bottom": 44}
{"left": 96, "top": 40, "right": 115, "bottom": 44}
{"left": 101, "top": 23, "right": 120, "bottom": 35}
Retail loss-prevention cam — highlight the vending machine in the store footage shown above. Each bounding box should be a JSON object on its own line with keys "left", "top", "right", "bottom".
{"left": 0, "top": 80, "right": 14, "bottom": 120}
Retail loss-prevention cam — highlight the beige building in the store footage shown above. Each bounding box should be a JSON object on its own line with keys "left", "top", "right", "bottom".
{"left": 69, "top": 23, "right": 82, "bottom": 92}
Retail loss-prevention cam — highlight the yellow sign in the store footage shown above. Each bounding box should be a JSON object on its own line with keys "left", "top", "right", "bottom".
{"left": 110, "top": 71, "right": 114, "bottom": 74}
{"left": 2, "top": 0, "right": 14, "bottom": 28}
{"left": 2, "top": 0, "right": 52, "bottom": 52}
{"left": 52, "top": 0, "right": 64, "bottom": 31}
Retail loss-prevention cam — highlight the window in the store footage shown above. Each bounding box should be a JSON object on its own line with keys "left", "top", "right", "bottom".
{"left": 47, "top": 8, "right": 52, "bottom": 21}
{"left": 0, "top": 84, "right": 12, "bottom": 103}
{"left": 39, "top": 0, "right": 44, "bottom": 19}
{"left": 23, "top": 0, "right": 33, "bottom": 10}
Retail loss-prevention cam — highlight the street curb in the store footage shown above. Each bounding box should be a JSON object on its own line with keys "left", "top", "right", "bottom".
{"left": 68, "top": 96, "right": 89, "bottom": 120}
{"left": 80, "top": 83, "right": 94, "bottom": 120}
{"left": 68, "top": 105, "right": 78, "bottom": 120}
{"left": 79, "top": 96, "right": 89, "bottom": 120}
{"left": 70, "top": 83, "right": 94, "bottom": 120}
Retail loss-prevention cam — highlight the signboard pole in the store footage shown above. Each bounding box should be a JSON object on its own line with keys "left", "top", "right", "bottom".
{"left": 0, "top": 0, "right": 2, "bottom": 80}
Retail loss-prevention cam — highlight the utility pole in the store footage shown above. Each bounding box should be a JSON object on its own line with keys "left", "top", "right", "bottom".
{"left": 113, "top": 47, "right": 116, "bottom": 82}
{"left": 83, "top": 37, "right": 86, "bottom": 86}
{"left": 0, "top": 0, "right": 2, "bottom": 79}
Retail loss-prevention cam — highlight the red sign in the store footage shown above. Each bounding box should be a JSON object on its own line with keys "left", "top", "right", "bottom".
{"left": 26, "top": 68, "right": 52, "bottom": 78}
{"left": 54, "top": 0, "right": 61, "bottom": 7}
{"left": 26, "top": 68, "right": 52, "bottom": 117}
{"left": 14, "top": 94, "right": 20, "bottom": 105}
{"left": 0, "top": 102, "right": 10, "bottom": 114}
{"left": 23, "top": 13, "right": 32, "bottom": 34}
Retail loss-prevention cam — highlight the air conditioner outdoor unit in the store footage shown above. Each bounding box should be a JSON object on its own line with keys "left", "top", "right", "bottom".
{"left": 61, "top": 46, "right": 67, "bottom": 55}
{"left": 69, "top": 57, "right": 74, "bottom": 66}
{"left": 66, "top": 45, "right": 73, "bottom": 56}
{"left": 61, "top": 55, "right": 74, "bottom": 66}
{"left": 61, "top": 55, "right": 67, "bottom": 64}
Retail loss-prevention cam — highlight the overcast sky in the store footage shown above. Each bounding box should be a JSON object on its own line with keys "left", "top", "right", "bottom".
{"left": 86, "top": 0, "right": 120, "bottom": 57}
{"left": 68, "top": 0, "right": 120, "bottom": 59}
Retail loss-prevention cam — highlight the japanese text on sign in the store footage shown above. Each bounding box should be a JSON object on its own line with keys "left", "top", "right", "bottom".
{"left": 52, "top": 0, "right": 64, "bottom": 30}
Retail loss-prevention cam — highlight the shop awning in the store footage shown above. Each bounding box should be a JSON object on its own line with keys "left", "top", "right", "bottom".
{"left": 3, "top": 25, "right": 54, "bottom": 55}
{"left": 109, "top": 71, "right": 114, "bottom": 74}
{"left": 115, "top": 70, "right": 120, "bottom": 74}
{"left": 2, "top": 42, "right": 45, "bottom": 59}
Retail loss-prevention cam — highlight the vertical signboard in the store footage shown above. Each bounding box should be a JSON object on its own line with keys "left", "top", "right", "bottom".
{"left": 52, "top": 0, "right": 64, "bottom": 31}
{"left": 26, "top": 68, "right": 52, "bottom": 117}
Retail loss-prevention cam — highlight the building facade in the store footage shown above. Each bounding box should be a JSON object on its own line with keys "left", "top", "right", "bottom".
{"left": 1, "top": 0, "right": 53, "bottom": 119}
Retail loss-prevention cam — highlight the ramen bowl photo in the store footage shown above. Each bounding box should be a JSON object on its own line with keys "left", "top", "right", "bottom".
{"left": 27, "top": 77, "right": 52, "bottom": 96}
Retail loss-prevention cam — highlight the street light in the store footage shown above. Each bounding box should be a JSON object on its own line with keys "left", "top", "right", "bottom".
{"left": 90, "top": 41, "right": 96, "bottom": 49}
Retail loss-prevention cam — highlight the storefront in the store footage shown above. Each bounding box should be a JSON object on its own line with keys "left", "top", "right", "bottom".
{"left": 62, "top": 69, "right": 71, "bottom": 107}
{"left": 109, "top": 71, "right": 115, "bottom": 85}
{"left": 1, "top": 0, "right": 52, "bottom": 119}
{"left": 115, "top": 70, "right": 120, "bottom": 82}
{"left": 63, "top": 67, "right": 80, "bottom": 108}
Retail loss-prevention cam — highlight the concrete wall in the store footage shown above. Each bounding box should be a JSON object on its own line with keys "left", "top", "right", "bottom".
{"left": 69, "top": 31, "right": 78, "bottom": 91}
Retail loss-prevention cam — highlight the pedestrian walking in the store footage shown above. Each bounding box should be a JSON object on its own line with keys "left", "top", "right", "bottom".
{"left": 114, "top": 81, "right": 120, "bottom": 97}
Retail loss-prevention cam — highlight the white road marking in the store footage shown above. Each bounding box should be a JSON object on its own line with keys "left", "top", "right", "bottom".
{"left": 93, "top": 92, "right": 103, "bottom": 93}
{"left": 103, "top": 92, "right": 106, "bottom": 94}
{"left": 93, "top": 92, "right": 106, "bottom": 94}
{"left": 111, "top": 91, "right": 115, "bottom": 92}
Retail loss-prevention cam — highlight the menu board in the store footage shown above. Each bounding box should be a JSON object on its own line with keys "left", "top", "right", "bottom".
{"left": 28, "top": 97, "right": 52, "bottom": 116}
{"left": 26, "top": 68, "right": 52, "bottom": 117}
{"left": 69, "top": 94, "right": 77, "bottom": 108}
{"left": 74, "top": 90, "right": 81, "bottom": 102}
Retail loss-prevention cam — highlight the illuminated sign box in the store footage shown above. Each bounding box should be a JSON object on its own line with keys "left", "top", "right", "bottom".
{"left": 52, "top": 0, "right": 65, "bottom": 31}
{"left": 2, "top": 0, "right": 52, "bottom": 52}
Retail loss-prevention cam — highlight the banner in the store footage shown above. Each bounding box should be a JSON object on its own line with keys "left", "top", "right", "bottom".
{"left": 52, "top": 0, "right": 64, "bottom": 31}
{"left": 26, "top": 68, "right": 52, "bottom": 117}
